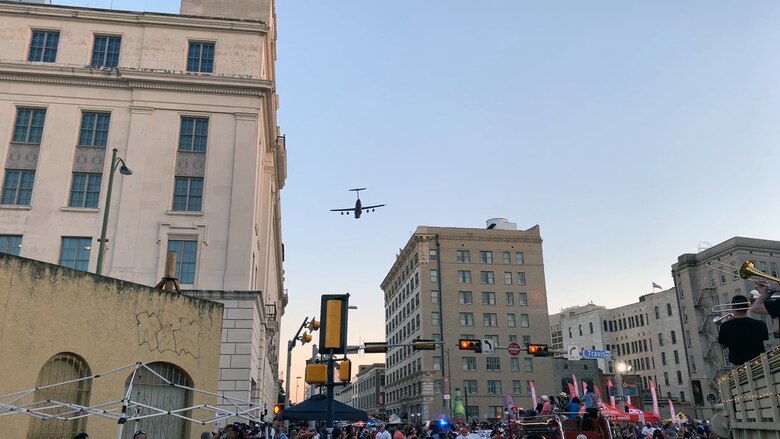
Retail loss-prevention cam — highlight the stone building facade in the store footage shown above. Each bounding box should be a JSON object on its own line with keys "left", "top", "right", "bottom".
{"left": 0, "top": 0, "right": 286, "bottom": 414}
{"left": 0, "top": 254, "right": 223, "bottom": 439}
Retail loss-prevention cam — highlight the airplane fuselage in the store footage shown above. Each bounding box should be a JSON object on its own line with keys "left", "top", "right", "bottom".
{"left": 354, "top": 199, "right": 362, "bottom": 218}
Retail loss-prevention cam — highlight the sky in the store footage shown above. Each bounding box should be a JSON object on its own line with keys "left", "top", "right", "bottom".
{"left": 56, "top": 0, "right": 780, "bottom": 402}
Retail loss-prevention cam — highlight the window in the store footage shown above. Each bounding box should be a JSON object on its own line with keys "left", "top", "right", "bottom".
{"left": 179, "top": 117, "right": 209, "bottom": 152}
{"left": 667, "top": 303, "right": 673, "bottom": 316}
{"left": 187, "top": 41, "right": 215, "bottom": 73}
{"left": 172, "top": 177, "right": 203, "bottom": 212}
{"left": 671, "top": 331, "right": 677, "bottom": 344}
{"left": 512, "top": 380, "right": 522, "bottom": 394}
{"left": 510, "top": 357, "right": 520, "bottom": 372}
{"left": 679, "top": 391, "right": 686, "bottom": 402}
{"left": 517, "top": 272, "right": 526, "bottom": 285}
{"left": 505, "top": 292, "right": 514, "bottom": 305}
{"left": 589, "top": 322, "right": 594, "bottom": 334}
{"left": 676, "top": 371, "right": 683, "bottom": 385}
{"left": 431, "top": 312, "right": 440, "bottom": 326}
{"left": 124, "top": 362, "right": 192, "bottom": 439}
{"left": 433, "top": 356, "right": 441, "bottom": 371}
{"left": 520, "top": 314, "right": 530, "bottom": 328}
{"left": 480, "top": 251, "right": 493, "bottom": 263}
{"left": 28, "top": 30, "right": 60, "bottom": 62}
{"left": 503, "top": 251, "right": 511, "bottom": 264}
{"left": 509, "top": 334, "right": 518, "bottom": 343}
{"left": 771, "top": 262, "right": 779, "bottom": 277}
{"left": 482, "top": 292, "right": 496, "bottom": 305}
{"left": 487, "top": 380, "right": 502, "bottom": 394}
{"left": 0, "top": 235, "right": 22, "bottom": 256}
{"left": 459, "top": 291, "right": 473, "bottom": 304}
{"left": 2, "top": 170, "right": 35, "bottom": 206}
{"left": 12, "top": 108, "right": 46, "bottom": 144}
{"left": 518, "top": 292, "right": 528, "bottom": 306}
{"left": 28, "top": 353, "right": 92, "bottom": 437}
{"left": 674, "top": 350, "right": 680, "bottom": 364}
{"left": 459, "top": 313, "right": 474, "bottom": 326}
{"left": 457, "top": 250, "right": 471, "bottom": 262}
{"left": 68, "top": 173, "right": 102, "bottom": 208}
{"left": 429, "top": 248, "right": 438, "bottom": 261}
{"left": 504, "top": 272, "right": 512, "bottom": 285}
{"left": 507, "top": 313, "right": 516, "bottom": 327}
{"left": 654, "top": 306, "right": 660, "bottom": 319}
{"left": 522, "top": 335, "right": 530, "bottom": 348}
{"left": 430, "top": 269, "right": 438, "bottom": 283}
{"left": 480, "top": 271, "right": 495, "bottom": 284}
{"left": 457, "top": 270, "right": 471, "bottom": 283}
{"left": 433, "top": 380, "right": 442, "bottom": 394}
{"left": 168, "top": 239, "right": 197, "bottom": 284}
{"left": 658, "top": 333, "right": 664, "bottom": 347}
{"left": 59, "top": 237, "right": 91, "bottom": 271}
{"left": 91, "top": 34, "right": 121, "bottom": 67}
{"left": 486, "top": 357, "right": 500, "bottom": 371}
{"left": 78, "top": 112, "right": 111, "bottom": 147}
{"left": 524, "top": 357, "right": 533, "bottom": 372}
{"left": 516, "top": 252, "right": 524, "bottom": 264}
{"left": 431, "top": 290, "right": 440, "bottom": 304}
{"left": 464, "top": 380, "right": 478, "bottom": 393}
{"left": 664, "top": 372, "right": 669, "bottom": 386}
{"left": 483, "top": 313, "right": 498, "bottom": 327}
{"left": 661, "top": 352, "right": 667, "bottom": 366}
{"left": 462, "top": 357, "right": 476, "bottom": 371}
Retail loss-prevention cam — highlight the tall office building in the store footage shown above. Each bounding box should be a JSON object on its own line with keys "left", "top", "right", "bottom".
{"left": 672, "top": 237, "right": 780, "bottom": 419}
{"left": 380, "top": 219, "right": 553, "bottom": 422}
{"left": 0, "top": 0, "right": 286, "bottom": 419}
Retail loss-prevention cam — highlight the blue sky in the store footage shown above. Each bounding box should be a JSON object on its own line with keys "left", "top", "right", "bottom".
{"left": 57, "top": 0, "right": 780, "bottom": 397}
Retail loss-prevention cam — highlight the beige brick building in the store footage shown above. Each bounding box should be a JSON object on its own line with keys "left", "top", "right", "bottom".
{"left": 0, "top": 254, "right": 223, "bottom": 439}
{"left": 380, "top": 219, "right": 553, "bottom": 422}
{"left": 0, "top": 0, "right": 286, "bottom": 425}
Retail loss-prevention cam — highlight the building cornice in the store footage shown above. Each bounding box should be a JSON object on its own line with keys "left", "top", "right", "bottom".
{"left": 0, "top": 62, "right": 274, "bottom": 96}
{"left": 0, "top": 2, "right": 268, "bottom": 32}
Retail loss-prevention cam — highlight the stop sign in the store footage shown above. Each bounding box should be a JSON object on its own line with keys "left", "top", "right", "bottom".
{"left": 507, "top": 342, "right": 521, "bottom": 356}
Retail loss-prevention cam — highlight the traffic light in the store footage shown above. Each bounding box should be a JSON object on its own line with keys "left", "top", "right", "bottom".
{"left": 273, "top": 403, "right": 285, "bottom": 415}
{"left": 459, "top": 339, "right": 482, "bottom": 353}
{"left": 690, "top": 379, "right": 704, "bottom": 406}
{"left": 319, "top": 294, "right": 349, "bottom": 352}
{"left": 339, "top": 360, "right": 352, "bottom": 382}
{"left": 305, "top": 363, "right": 327, "bottom": 384}
{"left": 413, "top": 338, "right": 436, "bottom": 350}
{"left": 363, "top": 342, "right": 388, "bottom": 353}
{"left": 298, "top": 333, "right": 313, "bottom": 344}
{"left": 527, "top": 344, "right": 550, "bottom": 356}
{"left": 307, "top": 318, "right": 321, "bottom": 331}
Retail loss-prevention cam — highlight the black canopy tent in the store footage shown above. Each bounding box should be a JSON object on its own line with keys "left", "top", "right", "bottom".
{"left": 278, "top": 394, "right": 368, "bottom": 421}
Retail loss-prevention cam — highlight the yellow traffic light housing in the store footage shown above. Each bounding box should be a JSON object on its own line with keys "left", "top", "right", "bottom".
{"left": 308, "top": 318, "right": 321, "bottom": 331}
{"left": 458, "top": 338, "right": 482, "bottom": 353}
{"left": 305, "top": 363, "right": 327, "bottom": 384}
{"left": 413, "top": 338, "right": 436, "bottom": 351}
{"left": 527, "top": 344, "right": 550, "bottom": 356}
{"left": 319, "top": 294, "right": 349, "bottom": 352}
{"left": 273, "top": 403, "right": 285, "bottom": 415}
{"left": 339, "top": 360, "right": 352, "bottom": 382}
{"left": 299, "top": 333, "right": 313, "bottom": 344}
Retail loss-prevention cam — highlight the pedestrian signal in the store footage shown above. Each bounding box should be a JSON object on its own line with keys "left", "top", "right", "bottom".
{"left": 273, "top": 403, "right": 285, "bottom": 414}
{"left": 459, "top": 339, "right": 482, "bottom": 353}
{"left": 527, "top": 344, "right": 550, "bottom": 356}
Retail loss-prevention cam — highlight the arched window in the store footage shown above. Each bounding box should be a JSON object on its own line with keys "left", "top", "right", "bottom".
{"left": 27, "top": 352, "right": 92, "bottom": 439}
{"left": 123, "top": 362, "right": 193, "bottom": 439}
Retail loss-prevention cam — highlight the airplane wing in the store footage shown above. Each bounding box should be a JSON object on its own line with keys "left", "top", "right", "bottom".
{"left": 330, "top": 208, "right": 354, "bottom": 212}
{"left": 361, "top": 204, "right": 386, "bottom": 209}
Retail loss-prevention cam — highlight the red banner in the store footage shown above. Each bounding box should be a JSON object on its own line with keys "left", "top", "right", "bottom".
{"left": 648, "top": 378, "right": 660, "bottom": 417}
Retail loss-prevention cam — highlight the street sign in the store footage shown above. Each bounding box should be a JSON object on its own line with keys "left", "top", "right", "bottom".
{"left": 581, "top": 349, "right": 611, "bottom": 359}
{"left": 614, "top": 396, "right": 623, "bottom": 402}
{"left": 481, "top": 338, "right": 495, "bottom": 355}
{"left": 507, "top": 342, "right": 521, "bottom": 357}
{"left": 567, "top": 346, "right": 580, "bottom": 361}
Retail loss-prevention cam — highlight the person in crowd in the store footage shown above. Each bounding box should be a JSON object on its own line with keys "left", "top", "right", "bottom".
{"left": 566, "top": 396, "right": 581, "bottom": 416}
{"left": 718, "top": 294, "right": 769, "bottom": 364}
{"left": 539, "top": 395, "right": 551, "bottom": 415}
{"left": 376, "top": 425, "right": 392, "bottom": 439}
{"left": 133, "top": 431, "right": 147, "bottom": 439}
{"left": 73, "top": 434, "right": 89, "bottom": 439}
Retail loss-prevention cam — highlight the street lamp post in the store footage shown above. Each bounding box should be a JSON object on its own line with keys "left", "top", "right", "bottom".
{"left": 96, "top": 148, "right": 133, "bottom": 276}
{"left": 616, "top": 361, "right": 632, "bottom": 407}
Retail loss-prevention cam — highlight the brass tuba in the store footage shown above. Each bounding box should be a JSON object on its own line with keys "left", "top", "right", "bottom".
{"left": 739, "top": 260, "right": 780, "bottom": 284}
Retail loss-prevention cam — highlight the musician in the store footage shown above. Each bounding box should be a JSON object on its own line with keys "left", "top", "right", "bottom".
{"left": 750, "top": 281, "right": 780, "bottom": 337}
{"left": 718, "top": 295, "right": 768, "bottom": 364}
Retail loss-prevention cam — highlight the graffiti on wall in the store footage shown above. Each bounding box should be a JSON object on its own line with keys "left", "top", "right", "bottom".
{"left": 136, "top": 311, "right": 201, "bottom": 358}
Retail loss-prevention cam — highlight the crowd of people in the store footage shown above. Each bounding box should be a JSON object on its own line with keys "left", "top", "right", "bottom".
{"left": 613, "top": 420, "right": 712, "bottom": 439}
